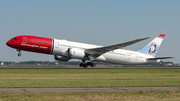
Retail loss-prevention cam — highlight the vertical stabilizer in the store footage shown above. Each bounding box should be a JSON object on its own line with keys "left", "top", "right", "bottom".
{"left": 139, "top": 34, "right": 165, "bottom": 57}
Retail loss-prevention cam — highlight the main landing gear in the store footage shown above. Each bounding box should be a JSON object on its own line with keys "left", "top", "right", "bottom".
{"left": 79, "top": 62, "right": 96, "bottom": 68}
{"left": 17, "top": 49, "right": 21, "bottom": 57}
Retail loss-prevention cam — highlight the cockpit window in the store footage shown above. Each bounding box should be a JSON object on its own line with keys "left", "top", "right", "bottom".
{"left": 11, "top": 38, "right": 17, "bottom": 40}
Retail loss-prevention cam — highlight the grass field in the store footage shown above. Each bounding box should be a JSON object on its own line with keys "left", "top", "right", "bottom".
{"left": 0, "top": 90, "right": 180, "bottom": 101}
{"left": 0, "top": 65, "right": 180, "bottom": 100}
{"left": 0, "top": 66, "right": 180, "bottom": 88}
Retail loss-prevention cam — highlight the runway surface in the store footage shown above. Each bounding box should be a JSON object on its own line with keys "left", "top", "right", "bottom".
{"left": 0, "top": 67, "right": 180, "bottom": 69}
{"left": 0, "top": 87, "right": 180, "bottom": 92}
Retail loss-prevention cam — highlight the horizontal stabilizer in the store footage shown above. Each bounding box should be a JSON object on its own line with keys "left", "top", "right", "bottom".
{"left": 147, "top": 57, "right": 174, "bottom": 60}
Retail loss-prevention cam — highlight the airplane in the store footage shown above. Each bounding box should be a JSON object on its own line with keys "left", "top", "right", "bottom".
{"left": 6, "top": 34, "right": 173, "bottom": 68}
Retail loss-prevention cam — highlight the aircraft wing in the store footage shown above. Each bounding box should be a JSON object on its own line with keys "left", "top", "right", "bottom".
{"left": 85, "top": 37, "right": 150, "bottom": 57}
{"left": 147, "top": 57, "right": 174, "bottom": 60}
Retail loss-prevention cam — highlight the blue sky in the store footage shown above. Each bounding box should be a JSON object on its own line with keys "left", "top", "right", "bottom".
{"left": 0, "top": 0, "right": 179, "bottom": 63}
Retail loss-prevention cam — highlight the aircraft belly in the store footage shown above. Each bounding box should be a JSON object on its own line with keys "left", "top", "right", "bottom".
{"left": 102, "top": 53, "right": 129, "bottom": 65}
{"left": 146, "top": 60, "right": 159, "bottom": 64}
{"left": 101, "top": 52, "right": 147, "bottom": 65}
{"left": 94, "top": 55, "right": 106, "bottom": 62}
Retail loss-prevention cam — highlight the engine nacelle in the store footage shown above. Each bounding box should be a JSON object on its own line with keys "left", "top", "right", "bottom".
{"left": 54, "top": 55, "right": 70, "bottom": 61}
{"left": 68, "top": 48, "right": 85, "bottom": 59}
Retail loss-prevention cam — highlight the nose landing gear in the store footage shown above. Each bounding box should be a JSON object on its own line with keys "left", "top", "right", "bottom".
{"left": 18, "top": 53, "right": 21, "bottom": 57}
{"left": 17, "top": 49, "right": 21, "bottom": 57}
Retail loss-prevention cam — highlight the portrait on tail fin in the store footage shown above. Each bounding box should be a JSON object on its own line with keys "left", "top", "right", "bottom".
{"left": 148, "top": 42, "right": 157, "bottom": 57}
{"left": 139, "top": 34, "right": 165, "bottom": 57}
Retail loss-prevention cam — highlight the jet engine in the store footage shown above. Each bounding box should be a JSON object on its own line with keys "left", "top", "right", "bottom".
{"left": 68, "top": 48, "right": 85, "bottom": 59}
{"left": 54, "top": 55, "right": 70, "bottom": 61}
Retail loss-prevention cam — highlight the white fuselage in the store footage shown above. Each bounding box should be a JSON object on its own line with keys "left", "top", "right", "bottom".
{"left": 52, "top": 39, "right": 158, "bottom": 65}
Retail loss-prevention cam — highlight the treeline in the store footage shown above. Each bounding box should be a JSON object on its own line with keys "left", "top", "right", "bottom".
{"left": 0, "top": 61, "right": 114, "bottom": 65}
{"left": 0, "top": 61, "right": 175, "bottom": 66}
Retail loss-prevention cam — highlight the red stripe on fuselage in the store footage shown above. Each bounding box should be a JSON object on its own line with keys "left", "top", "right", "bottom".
{"left": 7, "top": 35, "right": 53, "bottom": 54}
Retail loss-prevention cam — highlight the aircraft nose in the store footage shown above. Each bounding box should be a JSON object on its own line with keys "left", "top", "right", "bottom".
{"left": 6, "top": 40, "right": 11, "bottom": 46}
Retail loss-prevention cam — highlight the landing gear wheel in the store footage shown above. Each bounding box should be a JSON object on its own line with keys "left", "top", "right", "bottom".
{"left": 17, "top": 49, "right": 21, "bottom": 57}
{"left": 87, "top": 62, "right": 96, "bottom": 67}
{"left": 18, "top": 53, "right": 21, "bottom": 57}
{"left": 91, "top": 63, "right": 96, "bottom": 67}
{"left": 83, "top": 64, "right": 87, "bottom": 68}
{"left": 79, "top": 61, "right": 96, "bottom": 68}
{"left": 87, "top": 62, "right": 92, "bottom": 66}
{"left": 79, "top": 63, "right": 84, "bottom": 67}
